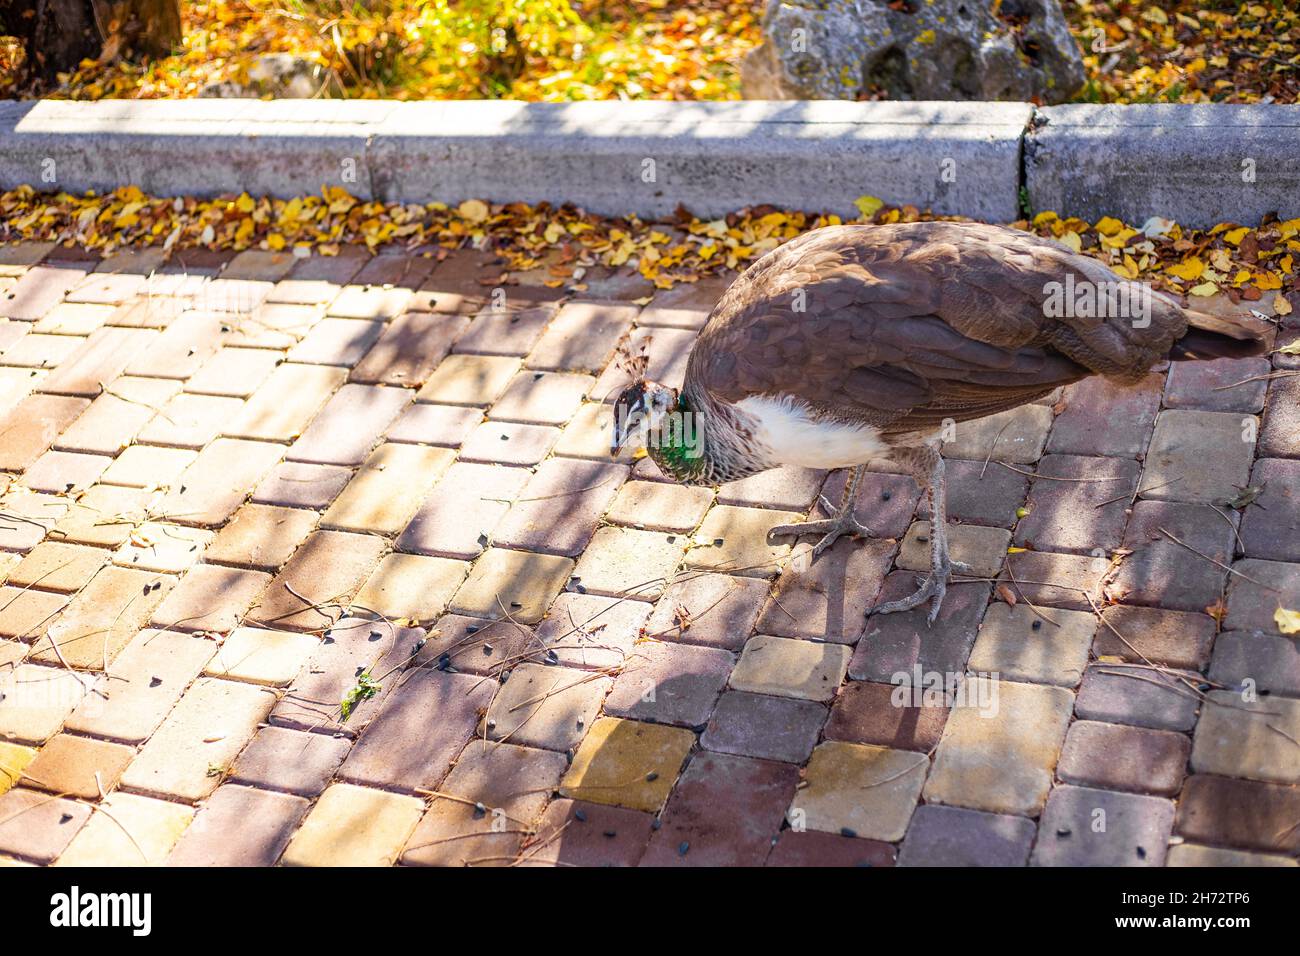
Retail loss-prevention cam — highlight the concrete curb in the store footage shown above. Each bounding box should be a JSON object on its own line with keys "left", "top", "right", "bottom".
{"left": 367, "top": 100, "right": 1030, "bottom": 221}
{"left": 0, "top": 99, "right": 1028, "bottom": 221}
{"left": 1025, "top": 104, "right": 1300, "bottom": 227}
{"left": 0, "top": 99, "right": 1297, "bottom": 227}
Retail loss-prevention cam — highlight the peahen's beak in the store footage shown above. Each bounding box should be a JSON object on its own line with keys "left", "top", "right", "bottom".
{"left": 609, "top": 405, "right": 641, "bottom": 458}
{"left": 610, "top": 419, "right": 632, "bottom": 458}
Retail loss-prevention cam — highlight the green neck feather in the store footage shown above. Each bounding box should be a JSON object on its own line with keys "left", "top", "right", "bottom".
{"left": 647, "top": 393, "right": 708, "bottom": 482}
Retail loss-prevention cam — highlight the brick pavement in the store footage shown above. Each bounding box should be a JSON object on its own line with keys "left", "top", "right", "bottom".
{"left": 0, "top": 242, "right": 1295, "bottom": 867}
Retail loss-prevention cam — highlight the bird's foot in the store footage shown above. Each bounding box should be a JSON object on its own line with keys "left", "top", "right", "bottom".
{"left": 868, "top": 554, "right": 974, "bottom": 625}
{"left": 768, "top": 496, "right": 873, "bottom": 559}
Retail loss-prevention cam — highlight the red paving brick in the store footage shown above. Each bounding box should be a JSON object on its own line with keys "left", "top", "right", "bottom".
{"left": 271, "top": 617, "right": 421, "bottom": 734}
{"left": 491, "top": 457, "right": 627, "bottom": 557}
{"left": 824, "top": 680, "right": 948, "bottom": 752}
{"left": 286, "top": 382, "right": 411, "bottom": 466}
{"left": 701, "top": 691, "right": 826, "bottom": 764}
{"left": 641, "top": 752, "right": 797, "bottom": 866}
{"left": 230, "top": 726, "right": 351, "bottom": 796}
{"left": 1175, "top": 775, "right": 1300, "bottom": 855}
{"left": 396, "top": 461, "right": 530, "bottom": 559}
{"left": 522, "top": 799, "right": 654, "bottom": 867}
{"left": 766, "top": 830, "right": 897, "bottom": 867}
{"left": 166, "top": 785, "right": 309, "bottom": 867}
{"left": 339, "top": 670, "right": 495, "bottom": 791}
{"left": 0, "top": 394, "right": 90, "bottom": 471}
{"left": 350, "top": 311, "right": 470, "bottom": 386}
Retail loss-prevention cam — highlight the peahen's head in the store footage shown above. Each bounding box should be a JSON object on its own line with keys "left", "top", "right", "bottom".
{"left": 609, "top": 379, "right": 678, "bottom": 457}
{"left": 609, "top": 379, "right": 709, "bottom": 482}
{"left": 606, "top": 331, "right": 714, "bottom": 481}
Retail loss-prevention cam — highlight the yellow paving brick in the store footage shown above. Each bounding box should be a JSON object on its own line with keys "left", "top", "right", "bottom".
{"left": 101, "top": 444, "right": 197, "bottom": 489}
{"left": 321, "top": 443, "right": 453, "bottom": 535}
{"left": 204, "top": 627, "right": 318, "bottom": 687}
{"left": 0, "top": 664, "right": 93, "bottom": 743}
{"left": 49, "top": 484, "right": 149, "bottom": 548}
{"left": 113, "top": 522, "right": 213, "bottom": 573}
{"left": 416, "top": 354, "right": 521, "bottom": 406}
{"left": 449, "top": 548, "right": 573, "bottom": 625}
{"left": 32, "top": 566, "right": 175, "bottom": 669}
{"left": 0, "top": 639, "right": 26, "bottom": 669}
{"left": 560, "top": 716, "right": 694, "bottom": 813}
{"left": 553, "top": 402, "right": 635, "bottom": 461}
{"left": 788, "top": 741, "right": 928, "bottom": 842}
{"left": 924, "top": 677, "right": 1074, "bottom": 817}
{"left": 34, "top": 302, "right": 113, "bottom": 335}
{"left": 120, "top": 677, "right": 276, "bottom": 802}
{"left": 730, "top": 635, "right": 850, "bottom": 702}
{"left": 1166, "top": 844, "right": 1299, "bottom": 867}
{"left": 352, "top": 553, "right": 468, "bottom": 625}
{"left": 7, "top": 541, "right": 111, "bottom": 593}
{"left": 0, "top": 586, "right": 69, "bottom": 640}
{"left": 55, "top": 793, "right": 194, "bottom": 866}
{"left": 0, "top": 742, "right": 37, "bottom": 796}
{"left": 224, "top": 363, "right": 346, "bottom": 441}
{"left": 0, "top": 367, "right": 48, "bottom": 418}
{"left": 282, "top": 783, "right": 423, "bottom": 867}
{"left": 571, "top": 526, "right": 686, "bottom": 599}
{"left": 685, "top": 505, "right": 801, "bottom": 578}
{"left": 897, "top": 521, "right": 1011, "bottom": 580}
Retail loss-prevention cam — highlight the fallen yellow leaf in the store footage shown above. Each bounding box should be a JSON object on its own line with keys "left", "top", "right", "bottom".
{"left": 1095, "top": 216, "right": 1125, "bottom": 237}
{"left": 854, "top": 195, "right": 883, "bottom": 220}
{"left": 458, "top": 199, "right": 489, "bottom": 223}
{"left": 1165, "top": 258, "right": 1205, "bottom": 281}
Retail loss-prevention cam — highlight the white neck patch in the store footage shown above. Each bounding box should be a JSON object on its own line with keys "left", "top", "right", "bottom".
{"left": 733, "top": 394, "right": 890, "bottom": 470}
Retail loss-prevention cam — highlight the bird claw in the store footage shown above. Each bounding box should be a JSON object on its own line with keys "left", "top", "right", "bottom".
{"left": 869, "top": 555, "right": 970, "bottom": 625}
{"left": 768, "top": 512, "right": 873, "bottom": 559}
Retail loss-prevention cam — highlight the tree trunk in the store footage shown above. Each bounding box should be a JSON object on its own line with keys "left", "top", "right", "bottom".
{"left": 0, "top": 0, "right": 181, "bottom": 85}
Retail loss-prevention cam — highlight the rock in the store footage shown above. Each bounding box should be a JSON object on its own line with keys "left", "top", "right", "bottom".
{"left": 200, "top": 54, "right": 330, "bottom": 99}
{"left": 741, "top": 0, "right": 1085, "bottom": 105}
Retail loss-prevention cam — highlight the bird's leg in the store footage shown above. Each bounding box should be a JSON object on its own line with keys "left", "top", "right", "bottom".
{"left": 869, "top": 448, "right": 973, "bottom": 625}
{"left": 767, "top": 464, "right": 873, "bottom": 558}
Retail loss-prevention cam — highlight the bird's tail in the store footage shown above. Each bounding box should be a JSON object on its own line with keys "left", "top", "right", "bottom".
{"left": 1169, "top": 306, "right": 1274, "bottom": 362}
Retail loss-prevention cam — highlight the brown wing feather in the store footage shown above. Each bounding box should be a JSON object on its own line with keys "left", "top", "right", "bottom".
{"left": 687, "top": 222, "right": 1190, "bottom": 437}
